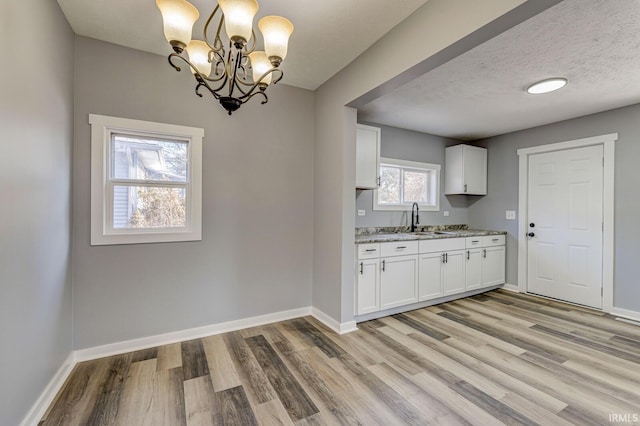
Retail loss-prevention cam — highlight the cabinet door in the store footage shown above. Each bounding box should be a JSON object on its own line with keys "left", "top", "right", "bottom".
{"left": 482, "top": 246, "right": 505, "bottom": 287}
{"left": 465, "top": 248, "right": 482, "bottom": 291}
{"left": 355, "top": 124, "right": 380, "bottom": 189}
{"left": 380, "top": 255, "right": 418, "bottom": 310}
{"left": 443, "top": 250, "right": 466, "bottom": 296}
{"left": 356, "top": 259, "right": 380, "bottom": 315}
{"left": 418, "top": 252, "right": 443, "bottom": 301}
{"left": 463, "top": 145, "right": 487, "bottom": 195}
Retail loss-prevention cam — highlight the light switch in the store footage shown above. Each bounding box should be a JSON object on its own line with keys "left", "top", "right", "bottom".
{"left": 358, "top": 210, "right": 366, "bottom": 216}
{"left": 506, "top": 210, "right": 516, "bottom": 220}
{"left": 443, "top": 211, "right": 450, "bottom": 217}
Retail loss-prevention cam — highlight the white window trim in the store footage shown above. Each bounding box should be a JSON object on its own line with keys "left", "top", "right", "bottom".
{"left": 373, "top": 157, "right": 441, "bottom": 211}
{"left": 90, "top": 114, "right": 203, "bottom": 245}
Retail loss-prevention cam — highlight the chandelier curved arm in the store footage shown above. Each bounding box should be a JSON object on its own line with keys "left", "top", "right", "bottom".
{"left": 241, "top": 89, "right": 269, "bottom": 106}
{"left": 168, "top": 53, "right": 229, "bottom": 97}
{"left": 234, "top": 68, "right": 284, "bottom": 102}
{"left": 245, "top": 29, "right": 257, "bottom": 55}
{"left": 203, "top": 5, "right": 225, "bottom": 54}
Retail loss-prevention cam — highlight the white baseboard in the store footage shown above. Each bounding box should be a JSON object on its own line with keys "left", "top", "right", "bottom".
{"left": 311, "top": 307, "right": 358, "bottom": 334}
{"left": 501, "top": 283, "right": 520, "bottom": 292}
{"left": 610, "top": 307, "right": 640, "bottom": 324}
{"left": 75, "top": 306, "right": 313, "bottom": 362}
{"left": 21, "top": 352, "right": 76, "bottom": 426}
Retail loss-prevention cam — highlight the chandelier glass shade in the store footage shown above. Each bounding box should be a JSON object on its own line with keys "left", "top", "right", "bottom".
{"left": 156, "top": 0, "right": 293, "bottom": 115}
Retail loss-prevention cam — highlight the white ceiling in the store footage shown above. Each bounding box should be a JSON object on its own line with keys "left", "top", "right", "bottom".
{"left": 358, "top": 0, "right": 640, "bottom": 140}
{"left": 57, "top": 0, "right": 428, "bottom": 91}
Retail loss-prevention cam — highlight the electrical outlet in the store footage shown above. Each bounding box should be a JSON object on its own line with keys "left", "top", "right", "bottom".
{"left": 443, "top": 211, "right": 450, "bottom": 217}
{"left": 358, "top": 210, "right": 366, "bottom": 216}
{"left": 506, "top": 210, "right": 516, "bottom": 220}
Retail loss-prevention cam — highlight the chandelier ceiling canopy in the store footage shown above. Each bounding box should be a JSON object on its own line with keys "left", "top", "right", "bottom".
{"left": 156, "top": 0, "right": 294, "bottom": 115}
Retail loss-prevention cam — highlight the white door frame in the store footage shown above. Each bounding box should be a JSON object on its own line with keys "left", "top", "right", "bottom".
{"left": 517, "top": 133, "right": 616, "bottom": 312}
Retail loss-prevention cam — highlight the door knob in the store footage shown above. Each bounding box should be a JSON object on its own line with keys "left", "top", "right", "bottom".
{"left": 529, "top": 223, "right": 535, "bottom": 228}
{"left": 527, "top": 232, "right": 535, "bottom": 238}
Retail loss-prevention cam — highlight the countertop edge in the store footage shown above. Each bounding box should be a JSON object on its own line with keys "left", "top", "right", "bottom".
{"left": 355, "top": 230, "right": 507, "bottom": 244}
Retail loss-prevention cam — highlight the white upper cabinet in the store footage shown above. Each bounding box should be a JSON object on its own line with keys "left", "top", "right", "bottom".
{"left": 445, "top": 144, "right": 487, "bottom": 195}
{"left": 355, "top": 124, "right": 381, "bottom": 189}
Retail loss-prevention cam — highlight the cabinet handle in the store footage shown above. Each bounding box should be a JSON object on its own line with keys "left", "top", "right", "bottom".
{"left": 492, "top": 238, "right": 499, "bottom": 242}
{"left": 442, "top": 253, "right": 446, "bottom": 264}
{"left": 467, "top": 250, "right": 470, "bottom": 260}
{"left": 359, "top": 262, "right": 363, "bottom": 275}
{"left": 377, "top": 176, "right": 381, "bottom": 187}
{"left": 382, "top": 260, "right": 385, "bottom": 272}
{"left": 464, "top": 183, "right": 468, "bottom": 193}
{"left": 365, "top": 249, "right": 376, "bottom": 252}
{"left": 472, "top": 240, "right": 479, "bottom": 243}
{"left": 483, "top": 249, "right": 487, "bottom": 258}
{"left": 446, "top": 253, "right": 448, "bottom": 263}
{"left": 396, "top": 246, "right": 407, "bottom": 249}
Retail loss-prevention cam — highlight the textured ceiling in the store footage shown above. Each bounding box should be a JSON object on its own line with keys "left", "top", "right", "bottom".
{"left": 358, "top": 0, "right": 640, "bottom": 140}
{"left": 56, "top": 0, "right": 428, "bottom": 90}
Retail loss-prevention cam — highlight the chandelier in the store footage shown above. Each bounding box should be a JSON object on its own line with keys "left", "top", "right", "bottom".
{"left": 156, "top": 0, "right": 294, "bottom": 115}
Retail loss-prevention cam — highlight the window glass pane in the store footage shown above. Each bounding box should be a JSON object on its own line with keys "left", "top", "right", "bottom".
{"left": 403, "top": 170, "right": 428, "bottom": 203}
{"left": 113, "top": 185, "right": 186, "bottom": 229}
{"left": 378, "top": 166, "right": 401, "bottom": 204}
{"left": 111, "top": 134, "right": 187, "bottom": 182}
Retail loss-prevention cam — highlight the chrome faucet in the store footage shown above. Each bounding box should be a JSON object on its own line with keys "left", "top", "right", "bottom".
{"left": 411, "top": 202, "right": 420, "bottom": 232}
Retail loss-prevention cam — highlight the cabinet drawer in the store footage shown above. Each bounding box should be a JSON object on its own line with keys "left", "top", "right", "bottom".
{"left": 482, "top": 235, "right": 505, "bottom": 247}
{"left": 419, "top": 238, "right": 465, "bottom": 254}
{"left": 380, "top": 240, "right": 418, "bottom": 257}
{"left": 357, "top": 243, "right": 380, "bottom": 259}
{"left": 465, "top": 237, "right": 483, "bottom": 248}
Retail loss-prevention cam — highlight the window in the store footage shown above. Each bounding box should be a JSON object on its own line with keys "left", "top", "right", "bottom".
{"left": 90, "top": 114, "right": 203, "bottom": 245}
{"left": 373, "top": 158, "right": 440, "bottom": 211}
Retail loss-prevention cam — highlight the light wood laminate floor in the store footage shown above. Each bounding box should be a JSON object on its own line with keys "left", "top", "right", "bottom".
{"left": 41, "top": 290, "right": 640, "bottom": 425}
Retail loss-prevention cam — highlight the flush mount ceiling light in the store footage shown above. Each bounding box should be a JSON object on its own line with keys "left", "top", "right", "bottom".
{"left": 526, "top": 77, "right": 568, "bottom": 94}
{"left": 156, "top": 0, "right": 293, "bottom": 115}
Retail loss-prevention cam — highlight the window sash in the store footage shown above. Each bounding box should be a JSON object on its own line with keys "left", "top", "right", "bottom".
{"left": 374, "top": 158, "right": 440, "bottom": 211}
{"left": 109, "top": 133, "right": 191, "bottom": 185}
{"left": 90, "top": 114, "right": 203, "bottom": 245}
{"left": 105, "top": 181, "right": 192, "bottom": 235}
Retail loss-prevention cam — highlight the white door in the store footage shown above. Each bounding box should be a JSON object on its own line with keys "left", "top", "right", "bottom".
{"left": 443, "top": 250, "right": 466, "bottom": 296}
{"left": 482, "top": 246, "right": 505, "bottom": 288}
{"left": 380, "top": 255, "right": 418, "bottom": 310}
{"left": 355, "top": 125, "right": 380, "bottom": 189}
{"left": 418, "top": 252, "right": 443, "bottom": 301}
{"left": 465, "top": 248, "right": 482, "bottom": 291}
{"left": 527, "top": 145, "right": 603, "bottom": 308}
{"left": 356, "top": 259, "right": 379, "bottom": 315}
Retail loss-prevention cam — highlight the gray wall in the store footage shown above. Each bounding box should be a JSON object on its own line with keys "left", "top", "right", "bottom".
{"left": 72, "top": 37, "right": 315, "bottom": 349}
{"left": 355, "top": 123, "right": 469, "bottom": 228}
{"left": 468, "top": 103, "right": 640, "bottom": 312}
{"left": 313, "top": 0, "right": 529, "bottom": 323}
{"left": 0, "top": 1, "right": 74, "bottom": 424}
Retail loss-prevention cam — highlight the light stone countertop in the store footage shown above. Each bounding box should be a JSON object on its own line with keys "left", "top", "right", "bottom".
{"left": 355, "top": 229, "right": 507, "bottom": 244}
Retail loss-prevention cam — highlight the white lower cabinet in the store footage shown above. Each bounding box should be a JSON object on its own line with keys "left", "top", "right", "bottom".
{"left": 465, "top": 236, "right": 506, "bottom": 290}
{"left": 418, "top": 252, "right": 443, "bottom": 301}
{"left": 380, "top": 254, "right": 418, "bottom": 310}
{"left": 482, "top": 246, "right": 506, "bottom": 287}
{"left": 443, "top": 250, "right": 466, "bottom": 295}
{"left": 355, "top": 234, "right": 505, "bottom": 316}
{"left": 465, "top": 248, "right": 483, "bottom": 291}
{"left": 356, "top": 258, "right": 380, "bottom": 315}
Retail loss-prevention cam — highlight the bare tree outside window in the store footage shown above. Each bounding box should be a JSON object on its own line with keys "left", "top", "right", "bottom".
{"left": 374, "top": 158, "right": 440, "bottom": 211}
